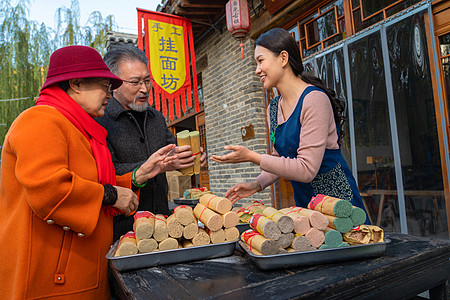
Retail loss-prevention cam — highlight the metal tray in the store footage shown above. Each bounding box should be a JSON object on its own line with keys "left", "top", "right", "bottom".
{"left": 173, "top": 198, "right": 199, "bottom": 207}
{"left": 107, "top": 239, "right": 236, "bottom": 272}
{"left": 238, "top": 238, "right": 391, "bottom": 270}
{"left": 236, "top": 223, "right": 250, "bottom": 235}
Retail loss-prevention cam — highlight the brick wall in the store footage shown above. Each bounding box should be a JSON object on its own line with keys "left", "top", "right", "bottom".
{"left": 195, "top": 30, "right": 273, "bottom": 206}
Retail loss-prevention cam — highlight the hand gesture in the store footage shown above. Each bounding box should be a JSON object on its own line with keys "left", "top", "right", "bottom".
{"left": 225, "top": 181, "right": 262, "bottom": 204}
{"left": 135, "top": 144, "right": 177, "bottom": 184}
{"left": 200, "top": 146, "right": 207, "bottom": 167}
{"left": 165, "top": 145, "right": 195, "bottom": 171}
{"left": 165, "top": 145, "right": 208, "bottom": 171}
{"left": 113, "top": 186, "right": 139, "bottom": 215}
{"left": 210, "top": 145, "right": 260, "bottom": 165}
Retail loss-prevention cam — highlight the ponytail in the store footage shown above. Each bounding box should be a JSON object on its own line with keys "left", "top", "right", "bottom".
{"left": 300, "top": 72, "right": 346, "bottom": 141}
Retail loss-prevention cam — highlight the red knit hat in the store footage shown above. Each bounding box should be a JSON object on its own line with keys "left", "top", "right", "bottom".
{"left": 41, "top": 45, "right": 122, "bottom": 91}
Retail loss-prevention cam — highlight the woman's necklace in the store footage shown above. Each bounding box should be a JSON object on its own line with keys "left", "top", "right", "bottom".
{"left": 280, "top": 83, "right": 306, "bottom": 120}
{"left": 279, "top": 95, "right": 295, "bottom": 121}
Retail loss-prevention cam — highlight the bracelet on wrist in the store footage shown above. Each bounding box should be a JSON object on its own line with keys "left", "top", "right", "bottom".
{"left": 132, "top": 167, "right": 147, "bottom": 188}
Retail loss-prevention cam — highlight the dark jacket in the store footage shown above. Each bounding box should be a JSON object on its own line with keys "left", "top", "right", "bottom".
{"left": 97, "top": 97, "right": 176, "bottom": 241}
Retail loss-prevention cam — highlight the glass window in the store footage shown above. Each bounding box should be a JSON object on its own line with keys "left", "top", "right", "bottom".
{"left": 439, "top": 33, "right": 450, "bottom": 57}
{"left": 352, "top": 0, "right": 422, "bottom": 32}
{"left": 303, "top": 60, "right": 316, "bottom": 75}
{"left": 444, "top": 57, "right": 450, "bottom": 111}
{"left": 361, "top": 0, "right": 399, "bottom": 18}
{"left": 316, "top": 49, "right": 351, "bottom": 168}
{"left": 353, "top": 8, "right": 383, "bottom": 33}
{"left": 348, "top": 31, "right": 399, "bottom": 230}
{"left": 385, "top": 0, "right": 422, "bottom": 18}
{"left": 440, "top": 33, "right": 450, "bottom": 129}
{"left": 386, "top": 12, "right": 447, "bottom": 239}
{"left": 441, "top": 34, "right": 450, "bottom": 130}
{"left": 321, "top": 0, "right": 344, "bottom": 17}
{"left": 299, "top": 23, "right": 305, "bottom": 39}
{"left": 306, "top": 8, "right": 338, "bottom": 47}
{"left": 338, "top": 17, "right": 346, "bottom": 35}
{"left": 323, "top": 34, "right": 344, "bottom": 48}
{"left": 288, "top": 0, "right": 345, "bottom": 59}
{"left": 289, "top": 26, "right": 299, "bottom": 41}
{"left": 301, "top": 40, "right": 322, "bottom": 58}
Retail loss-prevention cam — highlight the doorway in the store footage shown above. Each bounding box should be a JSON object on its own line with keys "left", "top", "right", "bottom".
{"left": 426, "top": 0, "right": 450, "bottom": 237}
{"left": 168, "top": 111, "right": 210, "bottom": 190}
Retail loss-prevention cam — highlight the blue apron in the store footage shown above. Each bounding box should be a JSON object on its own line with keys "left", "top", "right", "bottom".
{"left": 269, "top": 86, "right": 368, "bottom": 217}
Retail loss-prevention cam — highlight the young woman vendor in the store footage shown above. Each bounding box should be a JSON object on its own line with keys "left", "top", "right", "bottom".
{"left": 211, "top": 28, "right": 368, "bottom": 216}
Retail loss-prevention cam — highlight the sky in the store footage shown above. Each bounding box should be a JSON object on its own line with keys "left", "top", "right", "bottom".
{"left": 27, "top": 0, "right": 162, "bottom": 34}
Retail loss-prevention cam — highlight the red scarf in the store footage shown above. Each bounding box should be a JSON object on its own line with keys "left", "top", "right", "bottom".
{"left": 36, "top": 85, "right": 120, "bottom": 216}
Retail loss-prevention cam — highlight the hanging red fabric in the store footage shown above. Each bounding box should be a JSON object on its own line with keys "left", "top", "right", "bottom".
{"left": 137, "top": 8, "right": 199, "bottom": 120}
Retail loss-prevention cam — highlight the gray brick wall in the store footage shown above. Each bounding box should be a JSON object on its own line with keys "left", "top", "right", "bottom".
{"left": 195, "top": 30, "right": 273, "bottom": 206}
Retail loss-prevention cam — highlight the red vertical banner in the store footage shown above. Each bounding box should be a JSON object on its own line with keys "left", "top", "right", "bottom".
{"left": 137, "top": 8, "right": 199, "bottom": 120}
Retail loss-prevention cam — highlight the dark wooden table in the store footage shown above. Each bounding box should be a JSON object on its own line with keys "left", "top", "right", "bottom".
{"left": 109, "top": 233, "right": 450, "bottom": 299}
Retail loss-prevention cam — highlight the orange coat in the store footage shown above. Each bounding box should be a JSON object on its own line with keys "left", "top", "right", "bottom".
{"left": 0, "top": 106, "right": 132, "bottom": 299}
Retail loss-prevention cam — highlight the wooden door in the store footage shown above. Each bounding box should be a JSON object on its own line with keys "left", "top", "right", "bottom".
{"left": 278, "top": 178, "right": 295, "bottom": 208}
{"left": 425, "top": 0, "right": 450, "bottom": 237}
{"left": 167, "top": 126, "right": 176, "bottom": 137}
{"left": 196, "top": 112, "right": 210, "bottom": 190}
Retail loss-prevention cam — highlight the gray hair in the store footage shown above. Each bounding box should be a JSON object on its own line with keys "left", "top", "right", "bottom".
{"left": 103, "top": 44, "right": 148, "bottom": 76}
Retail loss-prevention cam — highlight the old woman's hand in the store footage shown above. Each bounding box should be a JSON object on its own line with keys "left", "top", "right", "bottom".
{"left": 113, "top": 186, "right": 139, "bottom": 216}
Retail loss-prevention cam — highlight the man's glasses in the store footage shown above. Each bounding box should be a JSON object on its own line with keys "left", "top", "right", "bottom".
{"left": 122, "top": 78, "right": 153, "bottom": 88}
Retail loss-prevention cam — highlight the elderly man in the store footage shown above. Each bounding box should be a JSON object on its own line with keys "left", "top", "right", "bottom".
{"left": 98, "top": 44, "right": 205, "bottom": 241}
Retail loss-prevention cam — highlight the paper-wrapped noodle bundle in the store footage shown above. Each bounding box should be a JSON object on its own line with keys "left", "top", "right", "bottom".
{"left": 176, "top": 130, "right": 194, "bottom": 175}
{"left": 308, "top": 194, "right": 352, "bottom": 217}
{"left": 189, "top": 131, "right": 201, "bottom": 174}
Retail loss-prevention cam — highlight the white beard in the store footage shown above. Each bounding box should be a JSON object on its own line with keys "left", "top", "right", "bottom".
{"left": 129, "top": 96, "right": 149, "bottom": 112}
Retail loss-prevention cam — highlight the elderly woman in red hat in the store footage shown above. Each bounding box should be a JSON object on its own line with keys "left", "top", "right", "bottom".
{"left": 0, "top": 45, "right": 175, "bottom": 299}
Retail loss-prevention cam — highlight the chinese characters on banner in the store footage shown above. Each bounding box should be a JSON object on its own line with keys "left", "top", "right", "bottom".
{"left": 137, "top": 8, "right": 199, "bottom": 120}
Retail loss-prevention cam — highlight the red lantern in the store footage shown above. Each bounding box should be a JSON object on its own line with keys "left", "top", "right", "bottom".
{"left": 226, "top": 0, "right": 250, "bottom": 58}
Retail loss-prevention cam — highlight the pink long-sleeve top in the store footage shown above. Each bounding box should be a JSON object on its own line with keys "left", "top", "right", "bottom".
{"left": 255, "top": 88, "right": 340, "bottom": 190}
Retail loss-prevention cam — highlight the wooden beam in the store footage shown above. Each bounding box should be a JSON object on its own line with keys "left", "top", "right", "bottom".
{"left": 250, "top": 0, "right": 311, "bottom": 39}
{"left": 175, "top": 6, "right": 222, "bottom": 15}
{"left": 183, "top": 0, "right": 226, "bottom": 4}
{"left": 188, "top": 15, "right": 213, "bottom": 22}
{"left": 166, "top": 107, "right": 204, "bottom": 127}
{"left": 190, "top": 19, "right": 214, "bottom": 26}
{"left": 180, "top": 0, "right": 224, "bottom": 9}
{"left": 343, "top": 0, "right": 354, "bottom": 36}
{"left": 168, "top": 0, "right": 183, "bottom": 14}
